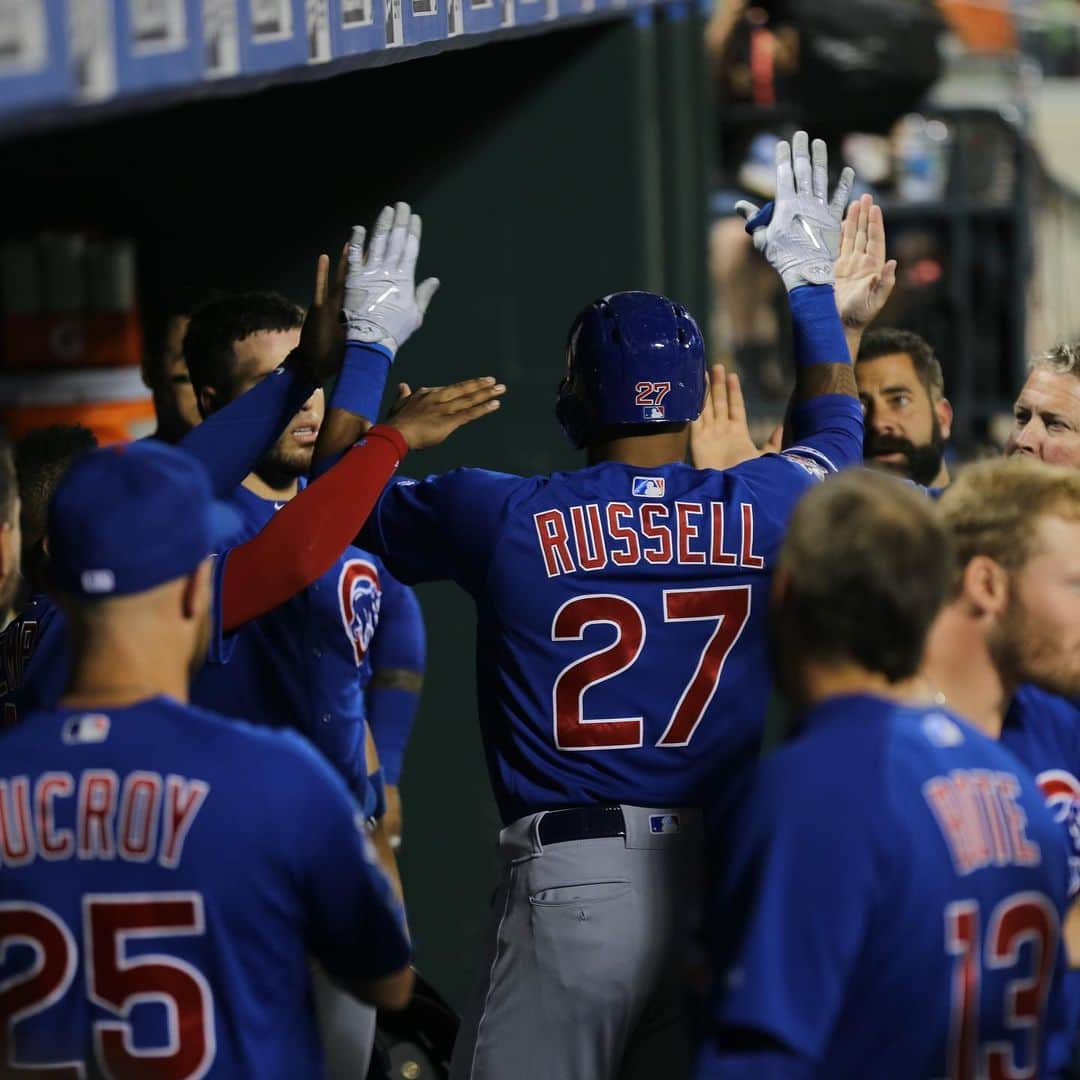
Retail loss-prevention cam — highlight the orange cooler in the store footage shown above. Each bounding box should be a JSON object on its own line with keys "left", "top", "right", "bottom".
{"left": 0, "top": 368, "right": 155, "bottom": 445}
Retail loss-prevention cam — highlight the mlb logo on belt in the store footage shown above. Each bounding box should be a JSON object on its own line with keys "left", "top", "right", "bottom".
{"left": 62, "top": 713, "right": 111, "bottom": 745}
{"left": 632, "top": 476, "right": 665, "bottom": 498}
{"left": 649, "top": 814, "right": 681, "bottom": 835}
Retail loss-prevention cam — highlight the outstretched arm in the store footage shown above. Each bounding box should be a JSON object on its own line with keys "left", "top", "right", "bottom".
{"left": 219, "top": 378, "right": 504, "bottom": 632}
{"left": 834, "top": 193, "right": 897, "bottom": 361}
{"left": 313, "top": 201, "right": 439, "bottom": 475}
{"left": 220, "top": 425, "right": 406, "bottom": 632}
{"left": 690, "top": 363, "right": 762, "bottom": 470}
{"left": 180, "top": 249, "right": 349, "bottom": 497}
{"left": 737, "top": 133, "right": 864, "bottom": 469}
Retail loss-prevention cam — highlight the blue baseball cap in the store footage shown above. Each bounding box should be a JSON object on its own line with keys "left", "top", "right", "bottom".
{"left": 48, "top": 441, "right": 239, "bottom": 598}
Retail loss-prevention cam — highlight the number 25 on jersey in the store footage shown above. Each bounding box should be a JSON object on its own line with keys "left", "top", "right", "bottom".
{"left": 0, "top": 893, "right": 214, "bottom": 1078}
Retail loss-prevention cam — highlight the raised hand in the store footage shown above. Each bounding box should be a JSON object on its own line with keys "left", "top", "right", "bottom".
{"left": 691, "top": 364, "right": 762, "bottom": 470}
{"left": 343, "top": 202, "right": 440, "bottom": 357}
{"left": 834, "top": 193, "right": 897, "bottom": 338}
{"left": 761, "top": 423, "right": 784, "bottom": 455}
{"left": 386, "top": 377, "right": 505, "bottom": 449}
{"left": 736, "top": 132, "right": 854, "bottom": 293}
{"left": 290, "top": 246, "right": 349, "bottom": 383}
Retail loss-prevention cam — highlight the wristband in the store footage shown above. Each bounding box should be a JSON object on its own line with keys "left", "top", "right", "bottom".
{"left": 789, "top": 285, "right": 849, "bottom": 368}
{"left": 332, "top": 340, "right": 394, "bottom": 420}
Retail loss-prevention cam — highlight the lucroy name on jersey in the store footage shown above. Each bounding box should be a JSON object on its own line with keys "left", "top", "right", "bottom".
{"left": 0, "top": 770, "right": 209, "bottom": 869}
{"left": 534, "top": 501, "right": 767, "bottom": 578}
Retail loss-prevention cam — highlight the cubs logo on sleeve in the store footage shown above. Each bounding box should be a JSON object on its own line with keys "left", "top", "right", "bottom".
{"left": 1037, "top": 770, "right": 1080, "bottom": 899}
{"left": 1037, "top": 769, "right": 1080, "bottom": 823}
{"left": 338, "top": 559, "right": 383, "bottom": 667}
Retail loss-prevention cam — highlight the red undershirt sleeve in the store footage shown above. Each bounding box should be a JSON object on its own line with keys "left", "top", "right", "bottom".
{"left": 220, "top": 425, "right": 409, "bottom": 632}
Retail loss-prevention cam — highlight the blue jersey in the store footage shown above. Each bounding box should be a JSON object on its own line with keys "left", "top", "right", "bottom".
{"left": 191, "top": 483, "right": 385, "bottom": 808}
{"left": 0, "top": 560, "right": 232, "bottom": 726}
{"left": 0, "top": 695, "right": 409, "bottom": 1077}
{"left": 362, "top": 394, "right": 862, "bottom": 823}
{"left": 1002, "top": 686, "right": 1080, "bottom": 823}
{"left": 1002, "top": 684, "right": 1080, "bottom": 1074}
{"left": 0, "top": 594, "right": 65, "bottom": 727}
{"left": 698, "top": 695, "right": 1069, "bottom": 1079}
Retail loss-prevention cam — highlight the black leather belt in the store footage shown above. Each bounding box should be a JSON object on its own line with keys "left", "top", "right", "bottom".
{"left": 538, "top": 805, "right": 625, "bottom": 846}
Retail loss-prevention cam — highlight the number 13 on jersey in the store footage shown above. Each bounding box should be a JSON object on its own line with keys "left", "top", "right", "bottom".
{"left": 944, "top": 891, "right": 1059, "bottom": 1080}
{"left": 551, "top": 586, "right": 751, "bottom": 751}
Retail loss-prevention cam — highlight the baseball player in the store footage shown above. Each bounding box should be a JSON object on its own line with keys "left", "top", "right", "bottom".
{"left": 14, "top": 425, "right": 98, "bottom": 599}
{"left": 312, "top": 133, "right": 863, "bottom": 1078}
{"left": 0, "top": 441, "right": 413, "bottom": 1076}
{"left": 0, "top": 400, "right": 446, "bottom": 734}
{"left": 697, "top": 468, "right": 1069, "bottom": 1078}
{"left": 141, "top": 310, "right": 200, "bottom": 443}
{"left": 689, "top": 192, "right": 895, "bottom": 475}
{"left": 0, "top": 247, "right": 370, "bottom": 723}
{"left": 926, "top": 457, "right": 1080, "bottom": 1072}
{"left": 182, "top": 205, "right": 464, "bottom": 811}
{"left": 1007, "top": 343, "right": 1080, "bottom": 467}
{"left": 180, "top": 202, "right": 462, "bottom": 1077}
{"left": 858, "top": 327, "right": 953, "bottom": 488}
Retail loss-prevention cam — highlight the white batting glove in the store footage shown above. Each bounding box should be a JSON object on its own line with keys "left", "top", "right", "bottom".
{"left": 735, "top": 132, "right": 854, "bottom": 293}
{"left": 343, "top": 201, "right": 440, "bottom": 356}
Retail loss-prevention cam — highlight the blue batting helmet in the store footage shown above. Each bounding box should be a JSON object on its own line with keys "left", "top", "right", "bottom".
{"left": 556, "top": 291, "right": 707, "bottom": 449}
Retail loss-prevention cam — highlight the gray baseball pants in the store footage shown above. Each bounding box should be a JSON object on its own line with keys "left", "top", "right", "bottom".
{"left": 450, "top": 804, "right": 704, "bottom": 1080}
{"left": 311, "top": 960, "right": 377, "bottom": 1078}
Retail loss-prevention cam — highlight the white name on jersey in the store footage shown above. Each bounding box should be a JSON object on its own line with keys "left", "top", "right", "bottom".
{"left": 534, "top": 500, "right": 767, "bottom": 578}
{"left": 923, "top": 769, "right": 1041, "bottom": 876}
{"left": 0, "top": 770, "right": 209, "bottom": 870}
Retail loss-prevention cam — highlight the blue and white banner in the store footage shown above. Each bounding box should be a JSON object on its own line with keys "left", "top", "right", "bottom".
{"left": 0, "top": 0, "right": 71, "bottom": 110}
{"left": 0, "top": 0, "right": 673, "bottom": 130}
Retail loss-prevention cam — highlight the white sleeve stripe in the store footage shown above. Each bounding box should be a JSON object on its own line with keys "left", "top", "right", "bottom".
{"left": 782, "top": 445, "right": 838, "bottom": 473}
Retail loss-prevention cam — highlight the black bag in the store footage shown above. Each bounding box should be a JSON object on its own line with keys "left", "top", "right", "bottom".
{"left": 789, "top": 0, "right": 946, "bottom": 137}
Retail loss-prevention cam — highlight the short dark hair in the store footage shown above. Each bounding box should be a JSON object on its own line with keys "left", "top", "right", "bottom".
{"left": 776, "top": 470, "right": 951, "bottom": 682}
{"left": 857, "top": 328, "right": 946, "bottom": 402}
{"left": 15, "top": 425, "right": 98, "bottom": 592}
{"left": 183, "top": 291, "right": 303, "bottom": 399}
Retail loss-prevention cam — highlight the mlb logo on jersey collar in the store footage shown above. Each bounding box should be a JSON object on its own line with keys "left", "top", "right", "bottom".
{"left": 921, "top": 712, "right": 964, "bottom": 748}
{"left": 632, "top": 476, "right": 665, "bottom": 498}
{"left": 62, "top": 714, "right": 111, "bottom": 744}
{"left": 649, "top": 814, "right": 680, "bottom": 835}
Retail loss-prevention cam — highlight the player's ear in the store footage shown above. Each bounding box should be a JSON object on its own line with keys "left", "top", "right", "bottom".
{"left": 961, "top": 555, "right": 1008, "bottom": 619}
{"left": 197, "top": 383, "right": 218, "bottom": 418}
{"left": 180, "top": 560, "right": 213, "bottom": 621}
{"left": 935, "top": 397, "right": 954, "bottom": 442}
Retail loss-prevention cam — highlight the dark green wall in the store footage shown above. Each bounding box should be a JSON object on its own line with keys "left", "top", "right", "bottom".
{"left": 2, "top": 11, "right": 708, "bottom": 1007}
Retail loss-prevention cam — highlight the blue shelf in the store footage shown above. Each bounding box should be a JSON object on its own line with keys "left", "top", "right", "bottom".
{"left": 0, "top": 0, "right": 675, "bottom": 139}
